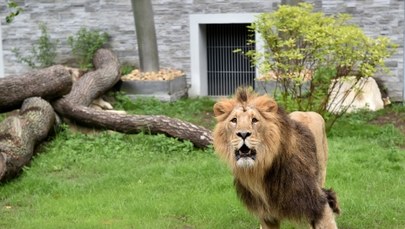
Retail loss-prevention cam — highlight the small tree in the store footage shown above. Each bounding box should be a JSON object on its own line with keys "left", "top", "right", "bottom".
{"left": 242, "top": 3, "right": 396, "bottom": 130}
{"left": 12, "top": 23, "right": 58, "bottom": 68}
{"left": 5, "top": 0, "right": 23, "bottom": 23}
{"left": 67, "top": 28, "right": 109, "bottom": 70}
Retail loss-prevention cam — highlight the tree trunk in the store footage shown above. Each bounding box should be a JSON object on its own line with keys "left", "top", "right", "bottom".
{"left": 0, "top": 65, "right": 72, "bottom": 112}
{"left": 131, "top": 0, "right": 160, "bottom": 71}
{"left": 55, "top": 49, "right": 121, "bottom": 107}
{"left": 0, "top": 97, "right": 55, "bottom": 181}
{"left": 53, "top": 48, "right": 213, "bottom": 148}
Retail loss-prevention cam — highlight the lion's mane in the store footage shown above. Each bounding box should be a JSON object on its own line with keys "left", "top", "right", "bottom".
{"left": 213, "top": 88, "right": 339, "bottom": 228}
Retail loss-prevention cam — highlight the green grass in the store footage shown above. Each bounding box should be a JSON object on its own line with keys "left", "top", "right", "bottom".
{"left": 326, "top": 107, "right": 405, "bottom": 229}
{"left": 0, "top": 95, "right": 404, "bottom": 228}
{"left": 1, "top": 131, "right": 255, "bottom": 229}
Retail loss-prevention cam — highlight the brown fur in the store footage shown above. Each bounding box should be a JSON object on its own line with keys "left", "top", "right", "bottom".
{"left": 213, "top": 88, "right": 339, "bottom": 229}
{"left": 288, "top": 111, "right": 328, "bottom": 187}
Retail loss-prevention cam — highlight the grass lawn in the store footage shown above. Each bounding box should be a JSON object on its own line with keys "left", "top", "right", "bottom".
{"left": 0, "top": 94, "right": 404, "bottom": 229}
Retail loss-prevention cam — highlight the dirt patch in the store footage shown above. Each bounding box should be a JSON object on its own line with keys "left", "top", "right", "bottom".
{"left": 203, "top": 111, "right": 216, "bottom": 129}
{"left": 370, "top": 110, "right": 405, "bottom": 135}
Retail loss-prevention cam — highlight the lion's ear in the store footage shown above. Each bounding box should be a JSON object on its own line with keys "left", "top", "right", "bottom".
{"left": 213, "top": 100, "right": 235, "bottom": 119}
{"left": 255, "top": 96, "right": 278, "bottom": 113}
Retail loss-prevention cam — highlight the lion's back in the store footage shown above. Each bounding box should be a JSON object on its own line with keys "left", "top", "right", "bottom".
{"left": 289, "top": 111, "right": 328, "bottom": 187}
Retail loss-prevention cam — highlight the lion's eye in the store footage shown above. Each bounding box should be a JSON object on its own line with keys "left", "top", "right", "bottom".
{"left": 230, "top": 118, "right": 237, "bottom": 123}
{"left": 252, "top": 117, "right": 259, "bottom": 124}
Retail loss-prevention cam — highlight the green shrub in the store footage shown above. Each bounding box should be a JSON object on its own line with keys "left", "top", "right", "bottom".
{"left": 241, "top": 3, "right": 396, "bottom": 131}
{"left": 12, "top": 22, "right": 58, "bottom": 68}
{"left": 120, "top": 64, "right": 135, "bottom": 75}
{"left": 5, "top": 0, "right": 23, "bottom": 23}
{"left": 67, "top": 28, "right": 109, "bottom": 70}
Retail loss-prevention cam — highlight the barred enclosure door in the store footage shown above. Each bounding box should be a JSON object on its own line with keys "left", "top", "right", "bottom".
{"left": 206, "top": 23, "right": 255, "bottom": 96}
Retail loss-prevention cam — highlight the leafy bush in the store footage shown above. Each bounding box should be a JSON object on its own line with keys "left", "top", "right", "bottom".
{"left": 12, "top": 22, "right": 58, "bottom": 68}
{"left": 241, "top": 3, "right": 396, "bottom": 130}
{"left": 120, "top": 64, "right": 136, "bottom": 75}
{"left": 5, "top": 0, "right": 23, "bottom": 23}
{"left": 67, "top": 28, "right": 109, "bottom": 70}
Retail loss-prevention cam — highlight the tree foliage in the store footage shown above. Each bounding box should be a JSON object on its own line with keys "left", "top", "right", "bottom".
{"left": 67, "top": 28, "right": 109, "bottom": 70}
{"left": 5, "top": 0, "right": 23, "bottom": 23}
{"left": 241, "top": 3, "right": 396, "bottom": 130}
{"left": 12, "top": 23, "right": 58, "bottom": 68}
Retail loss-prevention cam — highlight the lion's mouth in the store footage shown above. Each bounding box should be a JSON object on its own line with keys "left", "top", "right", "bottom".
{"left": 235, "top": 144, "right": 256, "bottom": 161}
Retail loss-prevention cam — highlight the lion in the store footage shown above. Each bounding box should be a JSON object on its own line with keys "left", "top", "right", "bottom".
{"left": 213, "top": 88, "right": 340, "bottom": 229}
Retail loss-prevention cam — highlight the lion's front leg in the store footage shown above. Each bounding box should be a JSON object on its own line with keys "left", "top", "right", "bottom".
{"left": 260, "top": 217, "right": 280, "bottom": 229}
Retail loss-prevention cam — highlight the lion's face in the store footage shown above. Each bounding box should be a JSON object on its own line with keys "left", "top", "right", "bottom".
{"left": 213, "top": 89, "right": 282, "bottom": 171}
{"left": 221, "top": 105, "right": 265, "bottom": 168}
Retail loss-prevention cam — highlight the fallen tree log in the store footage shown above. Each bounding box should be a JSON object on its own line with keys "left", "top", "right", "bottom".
{"left": 55, "top": 102, "right": 213, "bottom": 148}
{"left": 53, "top": 48, "right": 213, "bottom": 148}
{"left": 0, "top": 65, "right": 72, "bottom": 113}
{"left": 0, "top": 97, "right": 55, "bottom": 181}
{"left": 57, "top": 49, "right": 121, "bottom": 107}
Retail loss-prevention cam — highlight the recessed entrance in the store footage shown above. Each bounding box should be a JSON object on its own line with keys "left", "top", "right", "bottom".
{"left": 206, "top": 24, "right": 255, "bottom": 96}
{"left": 189, "top": 13, "right": 259, "bottom": 96}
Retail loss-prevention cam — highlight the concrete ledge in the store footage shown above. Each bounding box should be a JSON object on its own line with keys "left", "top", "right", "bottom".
{"left": 255, "top": 80, "right": 310, "bottom": 96}
{"left": 121, "top": 75, "right": 188, "bottom": 102}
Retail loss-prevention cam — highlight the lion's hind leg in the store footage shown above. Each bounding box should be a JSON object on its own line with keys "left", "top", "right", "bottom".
{"left": 260, "top": 217, "right": 280, "bottom": 229}
{"left": 310, "top": 188, "right": 339, "bottom": 229}
{"left": 312, "top": 203, "right": 338, "bottom": 229}
{"left": 323, "top": 188, "right": 340, "bottom": 215}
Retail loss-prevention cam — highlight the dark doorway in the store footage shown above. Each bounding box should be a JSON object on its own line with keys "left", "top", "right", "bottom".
{"left": 206, "top": 23, "right": 255, "bottom": 96}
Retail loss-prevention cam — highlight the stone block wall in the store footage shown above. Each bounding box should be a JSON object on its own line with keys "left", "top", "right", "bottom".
{"left": 0, "top": 0, "right": 403, "bottom": 100}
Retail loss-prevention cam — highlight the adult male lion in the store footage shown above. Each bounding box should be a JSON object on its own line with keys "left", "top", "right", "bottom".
{"left": 213, "top": 88, "right": 339, "bottom": 229}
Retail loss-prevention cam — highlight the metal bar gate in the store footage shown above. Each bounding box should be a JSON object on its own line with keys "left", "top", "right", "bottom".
{"left": 206, "top": 23, "right": 255, "bottom": 96}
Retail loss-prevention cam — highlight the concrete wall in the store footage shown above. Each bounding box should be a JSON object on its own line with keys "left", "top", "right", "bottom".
{"left": 0, "top": 0, "right": 403, "bottom": 100}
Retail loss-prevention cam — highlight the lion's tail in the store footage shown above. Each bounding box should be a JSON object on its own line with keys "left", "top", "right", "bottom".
{"left": 323, "top": 188, "right": 340, "bottom": 215}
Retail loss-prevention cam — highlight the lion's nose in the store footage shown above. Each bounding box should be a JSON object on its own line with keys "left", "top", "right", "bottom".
{"left": 236, "top": 131, "right": 251, "bottom": 140}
